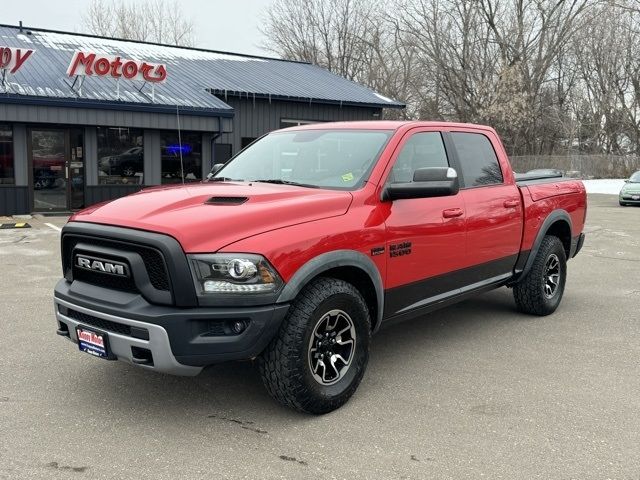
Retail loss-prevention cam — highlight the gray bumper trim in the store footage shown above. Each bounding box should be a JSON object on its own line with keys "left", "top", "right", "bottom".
{"left": 54, "top": 297, "right": 202, "bottom": 376}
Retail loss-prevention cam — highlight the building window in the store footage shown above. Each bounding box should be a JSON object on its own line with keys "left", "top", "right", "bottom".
{"left": 0, "top": 125, "right": 14, "bottom": 185}
{"left": 161, "top": 131, "right": 202, "bottom": 184}
{"left": 97, "top": 127, "right": 144, "bottom": 185}
{"left": 241, "top": 137, "right": 257, "bottom": 149}
{"left": 214, "top": 143, "right": 232, "bottom": 165}
{"left": 280, "top": 119, "right": 319, "bottom": 128}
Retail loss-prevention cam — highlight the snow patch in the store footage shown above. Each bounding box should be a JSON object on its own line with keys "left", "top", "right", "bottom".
{"left": 16, "top": 34, "right": 33, "bottom": 44}
{"left": 32, "top": 31, "right": 267, "bottom": 63}
{"left": 374, "top": 92, "right": 394, "bottom": 103}
{"left": 582, "top": 179, "right": 626, "bottom": 195}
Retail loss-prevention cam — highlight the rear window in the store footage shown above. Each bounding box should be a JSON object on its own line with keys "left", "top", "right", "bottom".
{"left": 451, "top": 132, "right": 503, "bottom": 187}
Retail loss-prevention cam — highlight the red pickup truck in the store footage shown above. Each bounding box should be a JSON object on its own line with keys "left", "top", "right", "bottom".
{"left": 54, "top": 121, "right": 586, "bottom": 414}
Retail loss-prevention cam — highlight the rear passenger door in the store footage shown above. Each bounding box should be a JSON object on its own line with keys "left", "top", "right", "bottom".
{"left": 382, "top": 129, "right": 468, "bottom": 317}
{"left": 447, "top": 131, "right": 522, "bottom": 284}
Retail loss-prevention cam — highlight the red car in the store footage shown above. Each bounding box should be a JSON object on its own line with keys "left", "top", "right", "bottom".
{"left": 54, "top": 121, "right": 587, "bottom": 414}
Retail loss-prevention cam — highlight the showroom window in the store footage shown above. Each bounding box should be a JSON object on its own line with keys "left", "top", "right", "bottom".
{"left": 161, "top": 131, "right": 202, "bottom": 184}
{"left": 97, "top": 127, "right": 144, "bottom": 185}
{"left": 0, "top": 125, "right": 14, "bottom": 185}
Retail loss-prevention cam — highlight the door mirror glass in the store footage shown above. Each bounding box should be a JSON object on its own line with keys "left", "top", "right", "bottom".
{"left": 383, "top": 167, "right": 460, "bottom": 201}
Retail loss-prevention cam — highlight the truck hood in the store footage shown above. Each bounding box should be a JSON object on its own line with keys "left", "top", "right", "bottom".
{"left": 71, "top": 182, "right": 353, "bottom": 252}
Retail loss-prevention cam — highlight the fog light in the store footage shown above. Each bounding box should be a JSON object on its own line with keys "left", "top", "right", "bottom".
{"left": 231, "top": 321, "right": 246, "bottom": 334}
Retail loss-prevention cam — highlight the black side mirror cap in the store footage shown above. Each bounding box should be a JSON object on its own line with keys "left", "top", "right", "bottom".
{"left": 382, "top": 167, "right": 460, "bottom": 201}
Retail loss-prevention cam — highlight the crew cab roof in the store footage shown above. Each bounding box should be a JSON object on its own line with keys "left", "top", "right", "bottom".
{"left": 280, "top": 120, "right": 499, "bottom": 134}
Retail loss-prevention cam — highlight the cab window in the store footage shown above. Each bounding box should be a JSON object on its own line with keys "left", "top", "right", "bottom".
{"left": 450, "top": 132, "right": 503, "bottom": 187}
{"left": 389, "top": 132, "right": 449, "bottom": 183}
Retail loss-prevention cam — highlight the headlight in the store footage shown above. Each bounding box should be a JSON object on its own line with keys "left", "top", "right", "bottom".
{"left": 188, "top": 253, "right": 283, "bottom": 295}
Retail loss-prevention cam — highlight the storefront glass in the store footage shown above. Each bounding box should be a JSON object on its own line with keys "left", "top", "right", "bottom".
{"left": 32, "top": 129, "right": 67, "bottom": 210}
{"left": 31, "top": 128, "right": 85, "bottom": 211}
{"left": 97, "top": 127, "right": 144, "bottom": 185}
{"left": 0, "top": 125, "right": 14, "bottom": 185}
{"left": 160, "top": 132, "right": 202, "bottom": 184}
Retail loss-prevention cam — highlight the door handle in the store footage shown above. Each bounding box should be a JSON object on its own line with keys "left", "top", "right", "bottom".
{"left": 503, "top": 199, "right": 520, "bottom": 208}
{"left": 443, "top": 208, "right": 464, "bottom": 218}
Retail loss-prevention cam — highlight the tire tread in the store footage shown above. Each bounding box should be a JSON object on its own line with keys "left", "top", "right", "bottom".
{"left": 513, "top": 235, "right": 566, "bottom": 316}
{"left": 258, "top": 277, "right": 370, "bottom": 414}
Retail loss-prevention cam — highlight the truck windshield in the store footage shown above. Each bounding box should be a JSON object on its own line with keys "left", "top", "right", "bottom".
{"left": 208, "top": 129, "right": 393, "bottom": 190}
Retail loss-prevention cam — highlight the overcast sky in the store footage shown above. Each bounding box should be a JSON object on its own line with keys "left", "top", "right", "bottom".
{"left": 3, "top": 0, "right": 274, "bottom": 56}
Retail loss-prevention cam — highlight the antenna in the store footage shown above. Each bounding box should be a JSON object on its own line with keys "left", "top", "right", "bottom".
{"left": 176, "top": 104, "right": 185, "bottom": 185}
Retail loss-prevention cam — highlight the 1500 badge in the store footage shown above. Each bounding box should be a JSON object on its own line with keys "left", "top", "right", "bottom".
{"left": 389, "top": 242, "right": 412, "bottom": 257}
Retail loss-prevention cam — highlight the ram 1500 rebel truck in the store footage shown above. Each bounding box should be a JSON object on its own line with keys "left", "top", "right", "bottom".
{"left": 54, "top": 121, "right": 587, "bottom": 414}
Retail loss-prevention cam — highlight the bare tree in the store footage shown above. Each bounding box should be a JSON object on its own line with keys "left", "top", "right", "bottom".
{"left": 262, "top": 0, "right": 420, "bottom": 118}
{"left": 571, "top": 1, "right": 640, "bottom": 154}
{"left": 82, "top": 0, "right": 195, "bottom": 46}
{"left": 261, "top": 0, "right": 640, "bottom": 158}
{"left": 261, "top": 0, "right": 378, "bottom": 80}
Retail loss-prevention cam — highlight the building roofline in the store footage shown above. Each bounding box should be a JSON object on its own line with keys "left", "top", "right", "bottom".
{"left": 210, "top": 90, "right": 406, "bottom": 109}
{"left": 0, "top": 22, "right": 311, "bottom": 65}
{"left": 0, "top": 93, "right": 235, "bottom": 118}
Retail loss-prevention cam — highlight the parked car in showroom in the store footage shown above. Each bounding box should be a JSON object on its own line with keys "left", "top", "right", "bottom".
{"left": 99, "top": 147, "right": 143, "bottom": 177}
{"left": 619, "top": 171, "right": 640, "bottom": 206}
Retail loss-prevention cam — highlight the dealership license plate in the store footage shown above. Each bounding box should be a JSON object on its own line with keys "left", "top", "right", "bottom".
{"left": 76, "top": 326, "right": 111, "bottom": 359}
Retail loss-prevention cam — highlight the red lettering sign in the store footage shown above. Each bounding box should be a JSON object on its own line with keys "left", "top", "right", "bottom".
{"left": 0, "top": 46, "right": 35, "bottom": 74}
{"left": 67, "top": 51, "right": 167, "bottom": 83}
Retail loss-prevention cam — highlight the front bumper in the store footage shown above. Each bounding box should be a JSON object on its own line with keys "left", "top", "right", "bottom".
{"left": 54, "top": 279, "right": 290, "bottom": 376}
{"left": 620, "top": 193, "right": 640, "bottom": 204}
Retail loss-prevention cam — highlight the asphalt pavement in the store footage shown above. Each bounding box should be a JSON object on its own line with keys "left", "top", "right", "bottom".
{"left": 0, "top": 195, "right": 638, "bottom": 479}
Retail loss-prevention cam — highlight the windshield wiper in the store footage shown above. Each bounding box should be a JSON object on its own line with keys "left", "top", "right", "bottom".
{"left": 252, "top": 179, "right": 320, "bottom": 188}
{"left": 207, "top": 176, "right": 243, "bottom": 182}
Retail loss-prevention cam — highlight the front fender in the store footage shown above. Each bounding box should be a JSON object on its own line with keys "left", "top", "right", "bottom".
{"left": 276, "top": 250, "right": 384, "bottom": 332}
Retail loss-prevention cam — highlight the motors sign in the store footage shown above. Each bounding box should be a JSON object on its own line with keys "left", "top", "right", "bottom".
{"left": 67, "top": 51, "right": 167, "bottom": 83}
{"left": 0, "top": 46, "right": 34, "bottom": 74}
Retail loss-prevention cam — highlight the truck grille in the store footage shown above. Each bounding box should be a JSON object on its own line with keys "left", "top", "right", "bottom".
{"left": 66, "top": 308, "right": 132, "bottom": 336}
{"left": 73, "top": 266, "right": 138, "bottom": 293}
{"left": 62, "top": 235, "right": 170, "bottom": 293}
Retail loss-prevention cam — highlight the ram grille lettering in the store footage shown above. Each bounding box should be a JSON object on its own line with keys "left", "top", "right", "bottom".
{"left": 75, "top": 256, "right": 128, "bottom": 276}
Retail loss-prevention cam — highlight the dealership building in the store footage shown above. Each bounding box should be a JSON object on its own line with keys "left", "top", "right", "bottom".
{"left": 0, "top": 23, "right": 403, "bottom": 215}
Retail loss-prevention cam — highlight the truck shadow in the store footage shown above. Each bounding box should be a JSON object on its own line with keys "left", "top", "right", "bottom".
{"left": 76, "top": 287, "right": 522, "bottom": 421}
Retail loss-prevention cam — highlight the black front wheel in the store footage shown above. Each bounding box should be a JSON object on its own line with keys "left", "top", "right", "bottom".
{"left": 258, "top": 277, "right": 371, "bottom": 414}
{"left": 513, "top": 235, "right": 567, "bottom": 316}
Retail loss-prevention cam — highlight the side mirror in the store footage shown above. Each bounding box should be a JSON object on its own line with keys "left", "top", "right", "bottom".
{"left": 382, "top": 167, "right": 460, "bottom": 201}
{"left": 210, "top": 163, "right": 225, "bottom": 176}
{"left": 624, "top": 179, "right": 629, "bottom": 183}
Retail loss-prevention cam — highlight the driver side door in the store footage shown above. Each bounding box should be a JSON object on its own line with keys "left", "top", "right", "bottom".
{"left": 382, "top": 129, "right": 467, "bottom": 318}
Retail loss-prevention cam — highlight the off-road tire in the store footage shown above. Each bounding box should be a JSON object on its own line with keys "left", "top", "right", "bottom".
{"left": 513, "top": 235, "right": 567, "bottom": 316}
{"left": 258, "top": 277, "right": 371, "bottom": 414}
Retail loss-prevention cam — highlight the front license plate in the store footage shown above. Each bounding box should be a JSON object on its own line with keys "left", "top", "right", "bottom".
{"left": 632, "top": 195, "right": 640, "bottom": 200}
{"left": 76, "top": 326, "right": 111, "bottom": 359}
